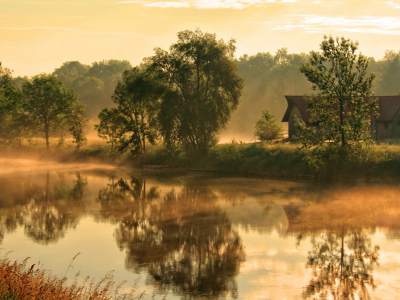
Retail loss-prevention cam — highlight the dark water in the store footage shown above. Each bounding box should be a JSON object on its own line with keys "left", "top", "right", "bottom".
{"left": 1, "top": 159, "right": 400, "bottom": 299}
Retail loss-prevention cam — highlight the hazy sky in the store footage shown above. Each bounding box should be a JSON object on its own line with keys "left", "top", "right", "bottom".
{"left": 1, "top": 0, "right": 400, "bottom": 76}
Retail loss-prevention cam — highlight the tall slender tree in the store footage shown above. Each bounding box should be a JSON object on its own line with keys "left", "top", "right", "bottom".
{"left": 297, "top": 36, "right": 379, "bottom": 175}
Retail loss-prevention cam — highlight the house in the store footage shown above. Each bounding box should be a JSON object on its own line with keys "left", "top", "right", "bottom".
{"left": 282, "top": 95, "right": 400, "bottom": 140}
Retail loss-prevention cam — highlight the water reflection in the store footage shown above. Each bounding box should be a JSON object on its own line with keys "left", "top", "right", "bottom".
{"left": 0, "top": 171, "right": 87, "bottom": 244}
{"left": 303, "top": 230, "right": 379, "bottom": 299}
{"left": 97, "top": 175, "right": 245, "bottom": 299}
{"left": 2, "top": 164, "right": 400, "bottom": 299}
{"left": 280, "top": 187, "right": 399, "bottom": 300}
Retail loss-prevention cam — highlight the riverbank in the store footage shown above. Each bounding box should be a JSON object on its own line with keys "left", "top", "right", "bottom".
{"left": 1, "top": 138, "right": 400, "bottom": 181}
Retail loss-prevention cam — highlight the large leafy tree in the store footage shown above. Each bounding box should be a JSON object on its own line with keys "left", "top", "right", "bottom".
{"left": 297, "top": 36, "right": 379, "bottom": 175}
{"left": 150, "top": 29, "right": 244, "bottom": 152}
{"left": 97, "top": 67, "right": 164, "bottom": 154}
{"left": 23, "top": 74, "right": 88, "bottom": 150}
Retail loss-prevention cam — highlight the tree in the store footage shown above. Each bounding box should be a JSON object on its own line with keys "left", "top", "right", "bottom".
{"left": 371, "top": 50, "right": 400, "bottom": 95}
{"left": 254, "top": 110, "right": 283, "bottom": 141}
{"left": 97, "top": 67, "right": 164, "bottom": 154}
{"left": 0, "top": 62, "right": 12, "bottom": 89}
{"left": 23, "top": 74, "right": 87, "bottom": 150}
{"left": 0, "top": 62, "right": 28, "bottom": 146}
{"left": 68, "top": 102, "right": 89, "bottom": 150}
{"left": 87, "top": 60, "right": 132, "bottom": 97}
{"left": 297, "top": 36, "right": 379, "bottom": 175}
{"left": 149, "top": 29, "right": 244, "bottom": 152}
{"left": 53, "top": 61, "right": 89, "bottom": 89}
{"left": 95, "top": 108, "right": 126, "bottom": 152}
{"left": 0, "top": 83, "right": 28, "bottom": 146}
{"left": 73, "top": 76, "right": 106, "bottom": 118}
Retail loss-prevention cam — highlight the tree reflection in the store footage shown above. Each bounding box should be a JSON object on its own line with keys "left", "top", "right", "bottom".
{"left": 0, "top": 171, "right": 87, "bottom": 244}
{"left": 97, "top": 176, "right": 245, "bottom": 299}
{"left": 303, "top": 229, "right": 379, "bottom": 300}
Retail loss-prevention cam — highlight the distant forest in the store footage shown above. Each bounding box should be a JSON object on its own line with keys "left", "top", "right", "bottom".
{"left": 10, "top": 49, "right": 400, "bottom": 140}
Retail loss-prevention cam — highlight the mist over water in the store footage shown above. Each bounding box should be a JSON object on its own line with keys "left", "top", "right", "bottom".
{"left": 0, "top": 159, "right": 399, "bottom": 299}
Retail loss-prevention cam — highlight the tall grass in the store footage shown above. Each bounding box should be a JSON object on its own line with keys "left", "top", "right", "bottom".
{"left": 0, "top": 253, "right": 165, "bottom": 300}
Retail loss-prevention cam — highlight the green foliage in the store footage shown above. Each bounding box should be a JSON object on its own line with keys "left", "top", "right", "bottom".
{"left": 11, "top": 76, "right": 29, "bottom": 89}
{"left": 68, "top": 102, "right": 89, "bottom": 150}
{"left": 0, "top": 62, "right": 12, "bottom": 89}
{"left": 87, "top": 59, "right": 132, "bottom": 96}
{"left": 0, "top": 83, "right": 28, "bottom": 146}
{"left": 23, "top": 74, "right": 88, "bottom": 150}
{"left": 52, "top": 60, "right": 132, "bottom": 119}
{"left": 297, "top": 36, "right": 380, "bottom": 178}
{"left": 369, "top": 50, "right": 400, "bottom": 95}
{"left": 150, "top": 29, "right": 244, "bottom": 152}
{"left": 53, "top": 61, "right": 89, "bottom": 89}
{"left": 254, "top": 110, "right": 283, "bottom": 141}
{"left": 227, "top": 49, "right": 311, "bottom": 138}
{"left": 73, "top": 76, "right": 105, "bottom": 117}
{"left": 95, "top": 108, "right": 125, "bottom": 152}
{"left": 97, "top": 67, "right": 164, "bottom": 154}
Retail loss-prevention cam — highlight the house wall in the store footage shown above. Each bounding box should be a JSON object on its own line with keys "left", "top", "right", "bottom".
{"left": 375, "top": 110, "right": 400, "bottom": 140}
{"left": 377, "top": 121, "right": 393, "bottom": 139}
{"left": 392, "top": 109, "right": 400, "bottom": 138}
{"left": 288, "top": 106, "right": 303, "bottom": 139}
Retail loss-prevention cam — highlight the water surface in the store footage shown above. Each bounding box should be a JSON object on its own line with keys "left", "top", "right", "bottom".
{"left": 1, "top": 158, "right": 400, "bottom": 299}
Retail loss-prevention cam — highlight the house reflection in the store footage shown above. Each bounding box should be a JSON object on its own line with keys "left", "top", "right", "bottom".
{"left": 97, "top": 176, "right": 245, "bottom": 299}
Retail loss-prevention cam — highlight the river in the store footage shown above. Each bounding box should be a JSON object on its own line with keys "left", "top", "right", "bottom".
{"left": 0, "top": 158, "right": 399, "bottom": 299}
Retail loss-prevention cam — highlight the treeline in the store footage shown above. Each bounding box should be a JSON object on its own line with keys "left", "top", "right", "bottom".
{"left": 2, "top": 31, "right": 400, "bottom": 152}
{"left": 0, "top": 29, "right": 244, "bottom": 153}
{"left": 13, "top": 60, "right": 132, "bottom": 118}
{"left": 228, "top": 49, "right": 400, "bottom": 139}
{"left": 0, "top": 65, "right": 88, "bottom": 149}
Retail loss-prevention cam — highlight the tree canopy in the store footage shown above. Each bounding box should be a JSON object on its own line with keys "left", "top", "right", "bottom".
{"left": 52, "top": 60, "right": 132, "bottom": 119}
{"left": 297, "top": 36, "right": 380, "bottom": 176}
{"left": 23, "top": 74, "right": 88, "bottom": 150}
{"left": 96, "top": 66, "right": 164, "bottom": 153}
{"left": 149, "top": 29, "right": 244, "bottom": 152}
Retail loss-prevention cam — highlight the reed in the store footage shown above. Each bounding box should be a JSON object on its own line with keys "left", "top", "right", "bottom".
{"left": 0, "top": 253, "right": 163, "bottom": 300}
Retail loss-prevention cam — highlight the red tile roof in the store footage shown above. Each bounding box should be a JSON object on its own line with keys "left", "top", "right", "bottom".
{"left": 282, "top": 95, "right": 400, "bottom": 122}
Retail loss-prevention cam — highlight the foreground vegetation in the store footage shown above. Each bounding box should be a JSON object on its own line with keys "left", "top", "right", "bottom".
{"left": 0, "top": 253, "right": 162, "bottom": 300}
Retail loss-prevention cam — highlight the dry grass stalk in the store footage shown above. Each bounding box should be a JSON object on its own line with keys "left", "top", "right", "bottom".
{"left": 0, "top": 253, "right": 158, "bottom": 300}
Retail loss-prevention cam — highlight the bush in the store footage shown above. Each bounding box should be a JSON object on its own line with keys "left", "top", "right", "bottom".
{"left": 254, "top": 110, "right": 283, "bottom": 141}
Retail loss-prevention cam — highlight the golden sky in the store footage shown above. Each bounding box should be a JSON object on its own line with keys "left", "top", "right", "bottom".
{"left": 1, "top": 0, "right": 400, "bottom": 76}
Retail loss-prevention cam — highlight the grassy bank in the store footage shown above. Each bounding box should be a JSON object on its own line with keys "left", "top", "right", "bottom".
{"left": 0, "top": 253, "right": 159, "bottom": 300}
{"left": 1, "top": 138, "right": 400, "bottom": 180}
